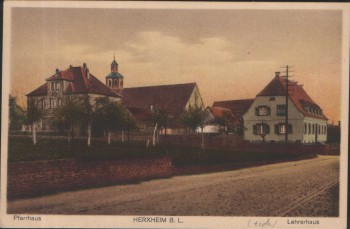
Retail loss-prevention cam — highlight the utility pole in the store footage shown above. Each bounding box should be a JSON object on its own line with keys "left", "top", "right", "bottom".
{"left": 281, "top": 65, "right": 294, "bottom": 144}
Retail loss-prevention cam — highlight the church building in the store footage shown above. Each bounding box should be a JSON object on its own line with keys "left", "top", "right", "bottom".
{"left": 104, "top": 57, "right": 205, "bottom": 134}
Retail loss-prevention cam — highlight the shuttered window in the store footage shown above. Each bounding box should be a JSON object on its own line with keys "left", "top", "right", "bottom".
{"left": 274, "top": 123, "right": 292, "bottom": 135}
{"left": 253, "top": 123, "right": 270, "bottom": 135}
{"left": 255, "top": 106, "right": 271, "bottom": 116}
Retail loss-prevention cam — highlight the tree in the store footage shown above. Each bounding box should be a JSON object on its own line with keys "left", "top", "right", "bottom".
{"left": 151, "top": 107, "right": 168, "bottom": 146}
{"left": 98, "top": 101, "right": 129, "bottom": 144}
{"left": 81, "top": 96, "right": 109, "bottom": 147}
{"left": 53, "top": 96, "right": 84, "bottom": 143}
{"left": 212, "top": 109, "right": 235, "bottom": 145}
{"left": 180, "top": 104, "right": 209, "bottom": 149}
{"left": 25, "top": 98, "right": 45, "bottom": 145}
{"left": 9, "top": 95, "right": 26, "bottom": 130}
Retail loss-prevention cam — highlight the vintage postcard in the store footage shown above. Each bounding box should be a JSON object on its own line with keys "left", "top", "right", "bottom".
{"left": 1, "top": 1, "right": 349, "bottom": 229}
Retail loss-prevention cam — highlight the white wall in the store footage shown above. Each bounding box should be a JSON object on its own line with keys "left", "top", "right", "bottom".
{"left": 185, "top": 85, "right": 205, "bottom": 109}
{"left": 302, "top": 117, "right": 328, "bottom": 143}
{"left": 243, "top": 96, "right": 304, "bottom": 143}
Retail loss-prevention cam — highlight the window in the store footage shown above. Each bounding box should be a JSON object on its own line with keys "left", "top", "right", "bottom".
{"left": 43, "top": 100, "right": 49, "bottom": 109}
{"left": 253, "top": 123, "right": 270, "bottom": 135}
{"left": 279, "top": 124, "right": 286, "bottom": 134}
{"left": 308, "top": 123, "right": 311, "bottom": 134}
{"left": 277, "top": 105, "right": 286, "bottom": 116}
{"left": 255, "top": 106, "right": 271, "bottom": 116}
{"left": 274, "top": 123, "right": 292, "bottom": 135}
{"left": 312, "top": 124, "right": 315, "bottom": 134}
{"left": 51, "top": 82, "right": 60, "bottom": 90}
{"left": 304, "top": 123, "right": 307, "bottom": 134}
{"left": 269, "top": 97, "right": 275, "bottom": 101}
{"left": 50, "top": 98, "right": 57, "bottom": 108}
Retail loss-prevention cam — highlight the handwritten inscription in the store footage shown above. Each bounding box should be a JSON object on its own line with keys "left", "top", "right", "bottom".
{"left": 248, "top": 219, "right": 277, "bottom": 228}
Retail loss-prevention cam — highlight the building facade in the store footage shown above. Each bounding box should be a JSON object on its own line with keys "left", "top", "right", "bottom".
{"left": 243, "top": 72, "right": 328, "bottom": 143}
{"left": 26, "top": 63, "right": 121, "bottom": 131}
{"left": 105, "top": 57, "right": 205, "bottom": 134}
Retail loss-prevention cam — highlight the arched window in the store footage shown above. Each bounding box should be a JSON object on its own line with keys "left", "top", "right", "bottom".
{"left": 108, "top": 79, "right": 112, "bottom": 87}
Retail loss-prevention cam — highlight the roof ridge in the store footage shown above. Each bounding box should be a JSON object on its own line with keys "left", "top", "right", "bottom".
{"left": 214, "top": 98, "right": 255, "bottom": 103}
{"left": 124, "top": 82, "right": 196, "bottom": 90}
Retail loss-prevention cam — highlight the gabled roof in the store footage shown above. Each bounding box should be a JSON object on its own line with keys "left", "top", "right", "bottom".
{"left": 27, "top": 66, "right": 121, "bottom": 98}
{"left": 257, "top": 76, "right": 327, "bottom": 120}
{"left": 212, "top": 99, "right": 254, "bottom": 117}
{"left": 27, "top": 83, "right": 47, "bottom": 96}
{"left": 120, "top": 83, "right": 197, "bottom": 119}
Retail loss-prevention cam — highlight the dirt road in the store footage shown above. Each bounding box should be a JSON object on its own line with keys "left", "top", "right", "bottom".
{"left": 7, "top": 155, "right": 339, "bottom": 216}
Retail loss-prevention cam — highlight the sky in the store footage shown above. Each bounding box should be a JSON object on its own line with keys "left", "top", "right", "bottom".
{"left": 9, "top": 7, "right": 342, "bottom": 123}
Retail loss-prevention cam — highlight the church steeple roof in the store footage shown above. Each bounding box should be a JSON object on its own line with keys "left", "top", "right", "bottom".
{"left": 106, "top": 55, "right": 124, "bottom": 80}
{"left": 111, "top": 53, "right": 118, "bottom": 66}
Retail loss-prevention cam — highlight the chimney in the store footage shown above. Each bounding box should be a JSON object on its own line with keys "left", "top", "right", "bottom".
{"left": 56, "top": 68, "right": 59, "bottom": 74}
{"left": 83, "top": 63, "right": 87, "bottom": 69}
{"left": 338, "top": 121, "right": 341, "bottom": 127}
{"left": 69, "top": 65, "right": 73, "bottom": 68}
{"left": 275, "top": 72, "right": 280, "bottom": 77}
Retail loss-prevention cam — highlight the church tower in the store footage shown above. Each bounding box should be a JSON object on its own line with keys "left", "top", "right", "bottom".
{"left": 106, "top": 54, "right": 124, "bottom": 90}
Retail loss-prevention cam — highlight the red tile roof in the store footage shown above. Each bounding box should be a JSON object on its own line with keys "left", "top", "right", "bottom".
{"left": 208, "top": 106, "right": 232, "bottom": 119}
{"left": 26, "top": 83, "right": 47, "bottom": 96}
{"left": 257, "top": 76, "right": 327, "bottom": 120}
{"left": 212, "top": 99, "right": 254, "bottom": 117}
{"left": 207, "top": 106, "right": 241, "bottom": 125}
{"left": 27, "top": 66, "right": 121, "bottom": 98}
{"left": 120, "top": 83, "right": 197, "bottom": 119}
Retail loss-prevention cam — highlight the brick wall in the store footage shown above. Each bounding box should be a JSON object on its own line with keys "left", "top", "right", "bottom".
{"left": 8, "top": 157, "right": 172, "bottom": 199}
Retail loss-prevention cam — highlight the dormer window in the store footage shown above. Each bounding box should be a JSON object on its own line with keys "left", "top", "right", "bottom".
{"left": 51, "top": 82, "right": 60, "bottom": 90}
